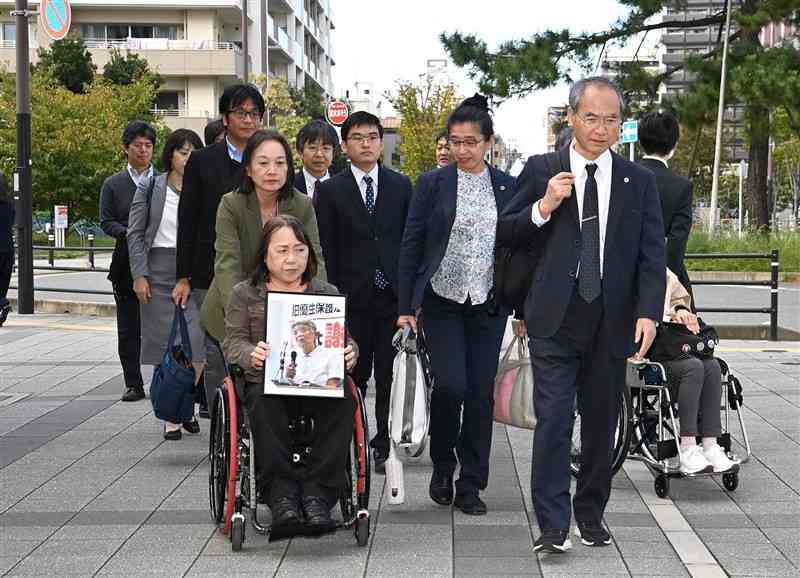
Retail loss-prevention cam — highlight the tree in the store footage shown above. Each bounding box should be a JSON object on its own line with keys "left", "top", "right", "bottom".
{"left": 385, "top": 79, "right": 458, "bottom": 182}
{"left": 103, "top": 50, "right": 163, "bottom": 90}
{"left": 440, "top": 0, "right": 800, "bottom": 230}
{"left": 0, "top": 69, "right": 161, "bottom": 219}
{"left": 255, "top": 76, "right": 311, "bottom": 170}
{"left": 290, "top": 83, "right": 325, "bottom": 119}
{"left": 35, "top": 35, "right": 96, "bottom": 94}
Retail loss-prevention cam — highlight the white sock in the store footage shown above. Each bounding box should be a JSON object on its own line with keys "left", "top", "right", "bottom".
{"left": 701, "top": 437, "right": 717, "bottom": 450}
{"left": 680, "top": 436, "right": 696, "bottom": 449}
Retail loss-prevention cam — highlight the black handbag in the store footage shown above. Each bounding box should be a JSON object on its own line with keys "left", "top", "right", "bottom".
{"left": 648, "top": 319, "right": 719, "bottom": 362}
{"left": 150, "top": 306, "right": 196, "bottom": 423}
{"left": 493, "top": 152, "right": 561, "bottom": 312}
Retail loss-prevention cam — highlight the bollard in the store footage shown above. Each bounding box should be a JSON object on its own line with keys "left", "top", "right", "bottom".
{"left": 48, "top": 233, "right": 55, "bottom": 266}
{"left": 770, "top": 248, "right": 779, "bottom": 342}
{"left": 88, "top": 234, "right": 95, "bottom": 269}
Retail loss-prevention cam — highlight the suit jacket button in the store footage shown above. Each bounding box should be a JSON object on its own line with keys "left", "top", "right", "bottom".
{"left": 569, "top": 270, "right": 577, "bottom": 278}
{"left": 574, "top": 239, "right": 581, "bottom": 247}
{"left": 374, "top": 236, "right": 379, "bottom": 241}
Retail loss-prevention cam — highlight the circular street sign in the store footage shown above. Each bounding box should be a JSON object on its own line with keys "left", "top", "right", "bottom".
{"left": 40, "top": 0, "right": 72, "bottom": 42}
{"left": 326, "top": 100, "right": 349, "bottom": 126}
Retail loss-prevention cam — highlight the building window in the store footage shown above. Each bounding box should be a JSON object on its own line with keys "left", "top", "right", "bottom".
{"left": 79, "top": 23, "right": 184, "bottom": 42}
{"left": 2, "top": 22, "right": 16, "bottom": 42}
{"left": 155, "top": 92, "right": 180, "bottom": 111}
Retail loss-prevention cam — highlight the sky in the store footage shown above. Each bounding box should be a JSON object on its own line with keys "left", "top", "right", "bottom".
{"left": 330, "top": 0, "right": 632, "bottom": 161}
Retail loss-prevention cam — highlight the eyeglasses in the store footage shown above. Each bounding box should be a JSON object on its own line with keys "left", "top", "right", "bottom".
{"left": 347, "top": 133, "right": 381, "bottom": 144}
{"left": 229, "top": 108, "right": 262, "bottom": 121}
{"left": 447, "top": 137, "right": 484, "bottom": 149}
{"left": 576, "top": 113, "right": 620, "bottom": 129}
{"left": 305, "top": 144, "right": 334, "bottom": 154}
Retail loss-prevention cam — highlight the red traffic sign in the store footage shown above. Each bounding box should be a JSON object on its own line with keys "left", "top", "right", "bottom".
{"left": 40, "top": 0, "right": 72, "bottom": 41}
{"left": 326, "top": 100, "right": 349, "bottom": 126}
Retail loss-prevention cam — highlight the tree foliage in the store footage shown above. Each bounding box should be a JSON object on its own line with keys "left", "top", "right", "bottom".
{"left": 256, "top": 76, "right": 311, "bottom": 170}
{"left": 0, "top": 69, "right": 161, "bottom": 219}
{"left": 441, "top": 0, "right": 800, "bottom": 230}
{"left": 103, "top": 50, "right": 163, "bottom": 90}
{"left": 34, "top": 35, "right": 96, "bottom": 94}
{"left": 385, "top": 79, "right": 458, "bottom": 182}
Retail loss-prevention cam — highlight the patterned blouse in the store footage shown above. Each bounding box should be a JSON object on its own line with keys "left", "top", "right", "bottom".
{"left": 430, "top": 168, "right": 497, "bottom": 305}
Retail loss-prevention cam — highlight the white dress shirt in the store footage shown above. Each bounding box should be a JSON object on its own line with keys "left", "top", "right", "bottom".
{"left": 303, "top": 167, "right": 330, "bottom": 199}
{"left": 532, "top": 144, "right": 613, "bottom": 276}
{"left": 350, "top": 163, "right": 380, "bottom": 206}
{"left": 642, "top": 154, "right": 669, "bottom": 167}
{"left": 152, "top": 185, "right": 180, "bottom": 248}
{"left": 127, "top": 164, "right": 153, "bottom": 189}
{"left": 292, "top": 345, "right": 342, "bottom": 385}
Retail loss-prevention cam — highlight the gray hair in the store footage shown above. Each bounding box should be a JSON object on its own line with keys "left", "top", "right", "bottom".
{"left": 568, "top": 77, "right": 626, "bottom": 114}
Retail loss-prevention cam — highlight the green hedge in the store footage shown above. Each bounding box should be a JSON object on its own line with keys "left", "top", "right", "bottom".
{"left": 685, "top": 231, "right": 799, "bottom": 272}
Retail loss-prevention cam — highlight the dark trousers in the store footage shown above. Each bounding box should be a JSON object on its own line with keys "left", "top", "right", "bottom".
{"left": 193, "top": 288, "right": 224, "bottom": 419}
{"left": 423, "top": 291, "right": 507, "bottom": 496}
{"left": 0, "top": 251, "right": 11, "bottom": 306}
{"left": 349, "top": 286, "right": 397, "bottom": 454}
{"left": 244, "top": 382, "right": 355, "bottom": 506}
{"left": 529, "top": 286, "right": 624, "bottom": 531}
{"left": 113, "top": 285, "right": 144, "bottom": 389}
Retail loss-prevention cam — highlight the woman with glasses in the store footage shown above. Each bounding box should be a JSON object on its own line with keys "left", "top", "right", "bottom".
{"left": 397, "top": 95, "right": 517, "bottom": 515}
{"left": 200, "top": 130, "right": 326, "bottom": 344}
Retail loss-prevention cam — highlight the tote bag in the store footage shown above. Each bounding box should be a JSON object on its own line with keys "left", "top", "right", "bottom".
{"left": 493, "top": 334, "right": 536, "bottom": 429}
{"left": 150, "top": 306, "right": 196, "bottom": 423}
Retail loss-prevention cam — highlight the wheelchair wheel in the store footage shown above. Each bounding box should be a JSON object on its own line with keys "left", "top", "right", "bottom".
{"left": 231, "top": 516, "right": 245, "bottom": 551}
{"left": 654, "top": 474, "right": 670, "bottom": 498}
{"left": 722, "top": 471, "right": 739, "bottom": 492}
{"left": 356, "top": 513, "right": 370, "bottom": 547}
{"left": 209, "top": 388, "right": 229, "bottom": 525}
{"left": 570, "top": 386, "right": 632, "bottom": 478}
{"left": 341, "top": 380, "right": 371, "bottom": 525}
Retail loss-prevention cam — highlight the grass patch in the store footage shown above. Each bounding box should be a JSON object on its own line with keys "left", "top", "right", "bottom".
{"left": 686, "top": 231, "right": 800, "bottom": 272}
{"left": 31, "top": 231, "right": 115, "bottom": 259}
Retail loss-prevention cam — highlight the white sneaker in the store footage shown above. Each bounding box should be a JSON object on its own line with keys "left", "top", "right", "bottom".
{"left": 679, "top": 445, "right": 713, "bottom": 475}
{"left": 703, "top": 444, "right": 739, "bottom": 473}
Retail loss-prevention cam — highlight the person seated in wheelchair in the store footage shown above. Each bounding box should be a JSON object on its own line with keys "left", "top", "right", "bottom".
{"left": 648, "top": 269, "right": 738, "bottom": 475}
{"left": 222, "top": 215, "right": 358, "bottom": 538}
{"left": 286, "top": 320, "right": 342, "bottom": 388}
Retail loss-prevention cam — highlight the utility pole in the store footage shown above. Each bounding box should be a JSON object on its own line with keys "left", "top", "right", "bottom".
{"left": 12, "top": 0, "right": 34, "bottom": 314}
{"left": 708, "top": 0, "right": 733, "bottom": 233}
{"left": 242, "top": 0, "right": 249, "bottom": 82}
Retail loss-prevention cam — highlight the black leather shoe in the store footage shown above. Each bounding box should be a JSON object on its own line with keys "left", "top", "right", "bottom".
{"left": 163, "top": 427, "right": 182, "bottom": 441}
{"left": 429, "top": 472, "right": 454, "bottom": 506}
{"left": 198, "top": 407, "right": 210, "bottom": 419}
{"left": 269, "top": 496, "right": 304, "bottom": 541}
{"left": 454, "top": 493, "right": 487, "bottom": 515}
{"left": 0, "top": 303, "right": 10, "bottom": 327}
{"left": 302, "top": 496, "right": 336, "bottom": 536}
{"left": 372, "top": 448, "right": 388, "bottom": 474}
{"left": 121, "top": 386, "right": 145, "bottom": 402}
{"left": 182, "top": 418, "right": 200, "bottom": 434}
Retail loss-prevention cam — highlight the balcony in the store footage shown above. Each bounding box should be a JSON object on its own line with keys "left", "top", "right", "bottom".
{"left": 83, "top": 39, "right": 241, "bottom": 78}
{"left": 269, "top": 27, "right": 293, "bottom": 62}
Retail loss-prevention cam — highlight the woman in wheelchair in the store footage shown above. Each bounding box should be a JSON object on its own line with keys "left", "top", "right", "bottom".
{"left": 655, "top": 269, "right": 738, "bottom": 475}
{"left": 222, "top": 215, "right": 358, "bottom": 538}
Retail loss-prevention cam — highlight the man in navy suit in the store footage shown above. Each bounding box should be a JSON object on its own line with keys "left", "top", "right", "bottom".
{"left": 294, "top": 119, "right": 339, "bottom": 201}
{"left": 499, "top": 77, "right": 665, "bottom": 553}
{"left": 315, "top": 111, "right": 413, "bottom": 473}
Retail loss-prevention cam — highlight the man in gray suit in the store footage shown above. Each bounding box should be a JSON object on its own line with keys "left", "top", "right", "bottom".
{"left": 100, "top": 121, "right": 158, "bottom": 402}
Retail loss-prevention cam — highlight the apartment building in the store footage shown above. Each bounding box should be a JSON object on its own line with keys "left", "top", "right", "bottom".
{"left": 0, "top": 0, "right": 335, "bottom": 134}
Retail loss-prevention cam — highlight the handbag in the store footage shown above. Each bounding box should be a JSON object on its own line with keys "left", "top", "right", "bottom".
{"left": 150, "top": 305, "right": 196, "bottom": 424}
{"left": 493, "top": 334, "right": 536, "bottom": 429}
{"left": 648, "top": 319, "right": 719, "bottom": 362}
{"left": 493, "top": 152, "right": 562, "bottom": 311}
{"left": 388, "top": 325, "right": 433, "bottom": 458}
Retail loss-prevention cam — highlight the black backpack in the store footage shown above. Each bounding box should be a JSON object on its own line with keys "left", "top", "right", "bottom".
{"left": 494, "top": 152, "right": 563, "bottom": 312}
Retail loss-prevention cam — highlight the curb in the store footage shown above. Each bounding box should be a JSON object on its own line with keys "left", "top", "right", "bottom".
{"left": 688, "top": 270, "right": 799, "bottom": 282}
{"left": 715, "top": 324, "right": 800, "bottom": 342}
{"left": 8, "top": 297, "right": 116, "bottom": 317}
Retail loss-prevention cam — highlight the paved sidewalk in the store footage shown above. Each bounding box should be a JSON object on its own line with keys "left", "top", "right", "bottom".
{"left": 0, "top": 314, "right": 798, "bottom": 577}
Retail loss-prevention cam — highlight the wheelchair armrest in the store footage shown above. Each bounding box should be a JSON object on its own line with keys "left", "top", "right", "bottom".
{"left": 228, "top": 364, "right": 248, "bottom": 400}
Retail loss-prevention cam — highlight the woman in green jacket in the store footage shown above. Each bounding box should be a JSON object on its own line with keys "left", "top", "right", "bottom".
{"left": 201, "top": 130, "right": 326, "bottom": 341}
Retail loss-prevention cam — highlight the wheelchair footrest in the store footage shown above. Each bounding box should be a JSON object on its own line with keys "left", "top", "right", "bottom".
{"left": 656, "top": 441, "right": 678, "bottom": 461}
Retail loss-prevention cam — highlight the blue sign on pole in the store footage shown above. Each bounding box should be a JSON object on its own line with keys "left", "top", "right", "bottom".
{"left": 40, "top": 0, "right": 72, "bottom": 41}
{"left": 620, "top": 120, "right": 638, "bottom": 144}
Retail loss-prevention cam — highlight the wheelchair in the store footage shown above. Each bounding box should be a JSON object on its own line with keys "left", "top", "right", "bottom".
{"left": 208, "top": 364, "right": 371, "bottom": 551}
{"left": 570, "top": 356, "right": 751, "bottom": 499}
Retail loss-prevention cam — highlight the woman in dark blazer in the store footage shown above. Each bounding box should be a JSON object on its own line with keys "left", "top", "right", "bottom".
{"left": 397, "top": 95, "right": 516, "bottom": 515}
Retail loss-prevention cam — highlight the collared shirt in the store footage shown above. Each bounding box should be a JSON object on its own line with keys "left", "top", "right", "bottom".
{"left": 292, "top": 345, "right": 342, "bottom": 386}
{"left": 226, "top": 136, "right": 243, "bottom": 163}
{"left": 531, "top": 143, "right": 613, "bottom": 276}
{"left": 350, "top": 163, "right": 380, "bottom": 206}
{"left": 431, "top": 167, "right": 497, "bottom": 305}
{"left": 642, "top": 154, "right": 669, "bottom": 167}
{"left": 127, "top": 164, "right": 153, "bottom": 189}
{"left": 303, "top": 167, "right": 330, "bottom": 199}
{"left": 152, "top": 185, "right": 180, "bottom": 248}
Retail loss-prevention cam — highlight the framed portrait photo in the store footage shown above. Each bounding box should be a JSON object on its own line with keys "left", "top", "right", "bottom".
{"left": 263, "top": 291, "right": 346, "bottom": 398}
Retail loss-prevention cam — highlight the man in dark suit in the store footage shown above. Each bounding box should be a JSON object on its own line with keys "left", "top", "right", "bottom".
{"left": 315, "top": 111, "right": 413, "bottom": 473}
{"left": 174, "top": 83, "right": 265, "bottom": 413}
{"left": 498, "top": 77, "right": 665, "bottom": 553}
{"left": 639, "top": 111, "right": 694, "bottom": 298}
{"left": 294, "top": 119, "right": 339, "bottom": 201}
{"left": 100, "top": 121, "right": 158, "bottom": 401}
{"left": 0, "top": 170, "right": 13, "bottom": 326}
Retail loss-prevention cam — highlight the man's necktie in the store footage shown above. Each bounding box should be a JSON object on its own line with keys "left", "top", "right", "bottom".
{"left": 579, "top": 163, "right": 601, "bottom": 303}
{"left": 313, "top": 179, "right": 320, "bottom": 201}
{"left": 363, "top": 175, "right": 389, "bottom": 290}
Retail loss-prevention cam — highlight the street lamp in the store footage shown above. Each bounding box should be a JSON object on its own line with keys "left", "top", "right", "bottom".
{"left": 708, "top": 0, "right": 733, "bottom": 234}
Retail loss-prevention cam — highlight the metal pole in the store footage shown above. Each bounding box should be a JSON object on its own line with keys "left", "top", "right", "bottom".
{"left": 770, "top": 249, "right": 779, "bottom": 342}
{"left": 242, "top": 0, "right": 249, "bottom": 82}
{"left": 13, "top": 0, "right": 34, "bottom": 314}
{"left": 47, "top": 233, "right": 54, "bottom": 266}
{"left": 88, "top": 233, "right": 95, "bottom": 269}
{"left": 708, "top": 0, "right": 733, "bottom": 234}
{"left": 738, "top": 160, "right": 745, "bottom": 238}
{"left": 629, "top": 141, "right": 634, "bottom": 162}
